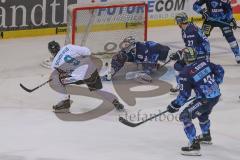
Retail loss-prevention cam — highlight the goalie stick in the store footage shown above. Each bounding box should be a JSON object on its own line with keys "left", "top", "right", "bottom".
{"left": 119, "top": 96, "right": 195, "bottom": 127}
{"left": 20, "top": 79, "right": 52, "bottom": 93}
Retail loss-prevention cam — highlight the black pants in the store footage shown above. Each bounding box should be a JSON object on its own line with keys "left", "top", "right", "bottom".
{"left": 75, "top": 70, "right": 103, "bottom": 92}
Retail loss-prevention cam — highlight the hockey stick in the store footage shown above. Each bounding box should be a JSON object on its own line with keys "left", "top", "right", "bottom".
{"left": 119, "top": 110, "right": 168, "bottom": 127}
{"left": 20, "top": 79, "right": 52, "bottom": 93}
{"left": 119, "top": 96, "right": 196, "bottom": 127}
{"left": 208, "top": 17, "right": 240, "bottom": 29}
{"left": 158, "top": 59, "right": 171, "bottom": 70}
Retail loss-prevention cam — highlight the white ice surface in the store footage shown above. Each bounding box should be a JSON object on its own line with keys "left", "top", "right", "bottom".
{"left": 0, "top": 25, "right": 240, "bottom": 160}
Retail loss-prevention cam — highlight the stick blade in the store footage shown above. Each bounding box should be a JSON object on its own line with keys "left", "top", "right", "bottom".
{"left": 119, "top": 117, "right": 140, "bottom": 127}
{"left": 19, "top": 83, "right": 34, "bottom": 93}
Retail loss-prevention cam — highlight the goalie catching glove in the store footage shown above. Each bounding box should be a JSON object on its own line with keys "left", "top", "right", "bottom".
{"left": 111, "top": 51, "right": 128, "bottom": 75}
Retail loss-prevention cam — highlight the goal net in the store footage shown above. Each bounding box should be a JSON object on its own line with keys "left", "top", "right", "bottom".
{"left": 41, "top": 0, "right": 148, "bottom": 68}
{"left": 65, "top": 0, "right": 148, "bottom": 57}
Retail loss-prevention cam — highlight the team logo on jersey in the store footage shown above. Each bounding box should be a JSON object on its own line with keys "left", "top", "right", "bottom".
{"left": 211, "top": 1, "right": 219, "bottom": 8}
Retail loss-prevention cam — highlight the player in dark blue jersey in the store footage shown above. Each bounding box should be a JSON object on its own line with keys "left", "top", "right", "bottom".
{"left": 166, "top": 47, "right": 224, "bottom": 156}
{"left": 193, "top": 0, "right": 240, "bottom": 63}
{"left": 170, "top": 12, "right": 211, "bottom": 94}
{"left": 103, "top": 36, "right": 171, "bottom": 83}
{"left": 175, "top": 12, "right": 210, "bottom": 61}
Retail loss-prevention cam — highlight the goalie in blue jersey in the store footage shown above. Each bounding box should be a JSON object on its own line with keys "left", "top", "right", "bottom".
{"left": 103, "top": 36, "right": 171, "bottom": 83}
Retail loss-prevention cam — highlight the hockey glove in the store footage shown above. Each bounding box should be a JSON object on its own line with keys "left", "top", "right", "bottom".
{"left": 169, "top": 50, "right": 183, "bottom": 61}
{"left": 230, "top": 18, "right": 237, "bottom": 30}
{"left": 167, "top": 102, "right": 180, "bottom": 113}
{"left": 55, "top": 67, "right": 71, "bottom": 85}
{"left": 200, "top": 8, "right": 209, "bottom": 20}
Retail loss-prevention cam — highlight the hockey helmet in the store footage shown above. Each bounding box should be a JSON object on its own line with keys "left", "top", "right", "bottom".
{"left": 175, "top": 12, "right": 188, "bottom": 25}
{"left": 48, "top": 41, "right": 60, "bottom": 57}
{"left": 182, "top": 47, "right": 197, "bottom": 64}
{"left": 121, "top": 36, "right": 136, "bottom": 53}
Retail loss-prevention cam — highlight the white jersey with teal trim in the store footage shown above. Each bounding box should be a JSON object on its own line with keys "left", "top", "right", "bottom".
{"left": 51, "top": 44, "right": 91, "bottom": 82}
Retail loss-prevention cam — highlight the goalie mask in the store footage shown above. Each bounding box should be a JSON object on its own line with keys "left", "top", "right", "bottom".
{"left": 48, "top": 41, "right": 60, "bottom": 57}
{"left": 121, "top": 36, "right": 136, "bottom": 54}
{"left": 182, "top": 47, "right": 197, "bottom": 64}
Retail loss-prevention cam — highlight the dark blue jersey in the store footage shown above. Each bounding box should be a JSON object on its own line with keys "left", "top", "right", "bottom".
{"left": 111, "top": 41, "right": 170, "bottom": 75}
{"left": 193, "top": 0, "right": 233, "bottom": 21}
{"left": 127, "top": 41, "right": 169, "bottom": 64}
{"left": 172, "top": 60, "right": 224, "bottom": 108}
{"left": 182, "top": 23, "right": 210, "bottom": 59}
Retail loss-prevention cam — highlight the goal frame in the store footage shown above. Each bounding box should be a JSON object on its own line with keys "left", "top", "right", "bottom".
{"left": 70, "top": 2, "right": 148, "bottom": 45}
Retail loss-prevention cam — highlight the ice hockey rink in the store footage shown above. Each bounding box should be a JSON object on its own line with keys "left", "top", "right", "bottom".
{"left": 0, "top": 25, "right": 240, "bottom": 160}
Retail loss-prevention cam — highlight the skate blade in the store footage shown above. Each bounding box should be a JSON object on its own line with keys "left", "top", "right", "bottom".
{"left": 181, "top": 150, "right": 201, "bottom": 156}
{"left": 200, "top": 141, "right": 212, "bottom": 145}
{"left": 53, "top": 109, "right": 70, "bottom": 113}
{"left": 170, "top": 92, "right": 179, "bottom": 96}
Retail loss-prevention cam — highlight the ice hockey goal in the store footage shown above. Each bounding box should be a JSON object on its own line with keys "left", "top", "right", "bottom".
{"left": 65, "top": 0, "right": 148, "bottom": 57}
{"left": 41, "top": 0, "right": 148, "bottom": 68}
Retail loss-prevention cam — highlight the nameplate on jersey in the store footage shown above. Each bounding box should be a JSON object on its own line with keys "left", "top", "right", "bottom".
{"left": 212, "top": 9, "right": 224, "bottom": 13}
{"left": 186, "top": 35, "right": 195, "bottom": 38}
{"left": 193, "top": 67, "right": 211, "bottom": 82}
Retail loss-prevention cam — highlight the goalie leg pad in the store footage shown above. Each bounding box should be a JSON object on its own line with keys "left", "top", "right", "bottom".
{"left": 134, "top": 72, "right": 153, "bottom": 84}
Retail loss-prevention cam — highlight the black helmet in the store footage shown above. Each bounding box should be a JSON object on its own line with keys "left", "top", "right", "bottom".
{"left": 182, "top": 47, "right": 197, "bottom": 64}
{"left": 48, "top": 41, "right": 60, "bottom": 57}
{"left": 175, "top": 12, "right": 188, "bottom": 25}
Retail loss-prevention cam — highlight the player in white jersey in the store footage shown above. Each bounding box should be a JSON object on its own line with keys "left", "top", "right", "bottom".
{"left": 48, "top": 41, "right": 124, "bottom": 112}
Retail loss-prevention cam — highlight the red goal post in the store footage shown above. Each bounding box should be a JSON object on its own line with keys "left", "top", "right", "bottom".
{"left": 65, "top": 0, "right": 148, "bottom": 56}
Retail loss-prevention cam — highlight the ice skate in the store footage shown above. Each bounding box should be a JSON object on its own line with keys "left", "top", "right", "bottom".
{"left": 235, "top": 55, "right": 240, "bottom": 64}
{"left": 53, "top": 99, "right": 71, "bottom": 113}
{"left": 196, "top": 130, "right": 212, "bottom": 144}
{"left": 181, "top": 140, "right": 201, "bottom": 156}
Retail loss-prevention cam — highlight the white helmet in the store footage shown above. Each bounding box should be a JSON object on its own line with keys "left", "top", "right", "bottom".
{"left": 121, "top": 36, "right": 136, "bottom": 53}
